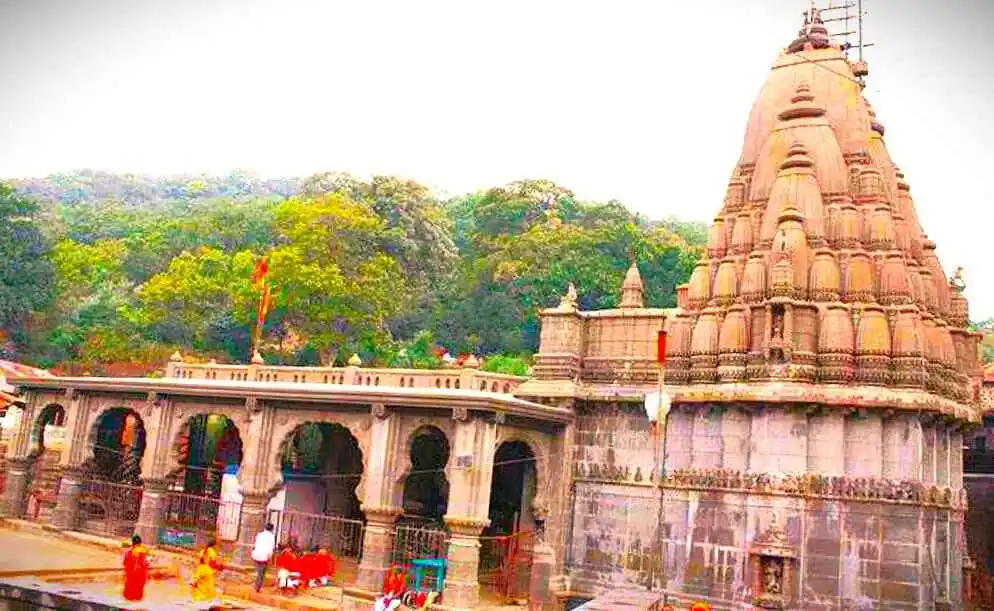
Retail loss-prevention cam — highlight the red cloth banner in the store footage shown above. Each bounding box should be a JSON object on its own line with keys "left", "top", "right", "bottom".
{"left": 657, "top": 330, "right": 667, "bottom": 364}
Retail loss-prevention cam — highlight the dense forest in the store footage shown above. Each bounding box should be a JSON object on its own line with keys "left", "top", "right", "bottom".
{"left": 0, "top": 170, "right": 708, "bottom": 376}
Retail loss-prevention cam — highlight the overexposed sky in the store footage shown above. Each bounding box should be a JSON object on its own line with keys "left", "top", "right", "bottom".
{"left": 1, "top": 0, "right": 992, "bottom": 317}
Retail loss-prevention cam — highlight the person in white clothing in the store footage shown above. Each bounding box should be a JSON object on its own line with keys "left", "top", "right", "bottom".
{"left": 250, "top": 523, "right": 276, "bottom": 592}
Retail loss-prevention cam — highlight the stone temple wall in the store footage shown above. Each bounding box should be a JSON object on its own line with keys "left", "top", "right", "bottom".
{"left": 563, "top": 401, "right": 966, "bottom": 609}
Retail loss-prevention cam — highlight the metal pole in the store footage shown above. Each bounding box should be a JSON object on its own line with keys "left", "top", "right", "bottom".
{"left": 857, "top": 0, "right": 864, "bottom": 62}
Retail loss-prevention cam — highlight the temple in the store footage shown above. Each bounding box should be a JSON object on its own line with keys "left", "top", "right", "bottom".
{"left": 0, "top": 8, "right": 984, "bottom": 611}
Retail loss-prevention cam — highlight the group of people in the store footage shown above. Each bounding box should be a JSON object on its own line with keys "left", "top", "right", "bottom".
{"left": 122, "top": 534, "right": 224, "bottom": 605}
{"left": 251, "top": 523, "right": 337, "bottom": 594}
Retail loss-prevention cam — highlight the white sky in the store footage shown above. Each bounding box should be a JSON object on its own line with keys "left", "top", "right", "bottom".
{"left": 1, "top": 0, "right": 992, "bottom": 318}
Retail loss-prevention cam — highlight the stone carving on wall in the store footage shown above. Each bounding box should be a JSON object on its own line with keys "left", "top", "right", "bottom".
{"left": 654, "top": 467, "right": 964, "bottom": 509}
{"left": 451, "top": 406, "right": 469, "bottom": 422}
{"left": 749, "top": 514, "right": 797, "bottom": 610}
{"left": 371, "top": 403, "right": 387, "bottom": 419}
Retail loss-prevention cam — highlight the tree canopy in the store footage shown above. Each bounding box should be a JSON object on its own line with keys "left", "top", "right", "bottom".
{"left": 2, "top": 172, "right": 707, "bottom": 374}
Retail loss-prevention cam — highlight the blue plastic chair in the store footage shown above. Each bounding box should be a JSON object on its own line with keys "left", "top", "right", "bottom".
{"left": 410, "top": 557, "right": 447, "bottom": 593}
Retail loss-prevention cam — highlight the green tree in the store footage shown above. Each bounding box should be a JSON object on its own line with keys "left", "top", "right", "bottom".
{"left": 267, "top": 193, "right": 405, "bottom": 363}
{"left": 0, "top": 183, "right": 56, "bottom": 356}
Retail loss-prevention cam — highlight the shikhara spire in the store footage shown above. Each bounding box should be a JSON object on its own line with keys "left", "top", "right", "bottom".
{"left": 665, "top": 8, "right": 980, "bottom": 410}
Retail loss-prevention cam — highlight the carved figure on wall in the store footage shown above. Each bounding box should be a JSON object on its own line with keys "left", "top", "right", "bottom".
{"left": 762, "top": 556, "right": 784, "bottom": 595}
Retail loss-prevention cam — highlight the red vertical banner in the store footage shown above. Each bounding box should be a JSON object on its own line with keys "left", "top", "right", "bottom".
{"left": 657, "top": 330, "right": 668, "bottom": 364}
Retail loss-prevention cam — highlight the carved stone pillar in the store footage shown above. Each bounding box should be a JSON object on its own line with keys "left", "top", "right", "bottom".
{"left": 356, "top": 507, "right": 402, "bottom": 590}
{"left": 51, "top": 465, "right": 87, "bottom": 530}
{"left": 134, "top": 477, "right": 170, "bottom": 544}
{"left": 441, "top": 517, "right": 489, "bottom": 607}
{"left": 528, "top": 537, "right": 557, "bottom": 610}
{"left": 0, "top": 457, "right": 33, "bottom": 518}
{"left": 233, "top": 491, "right": 268, "bottom": 567}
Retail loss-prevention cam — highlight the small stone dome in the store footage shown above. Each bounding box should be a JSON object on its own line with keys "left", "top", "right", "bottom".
{"left": 891, "top": 307, "right": 924, "bottom": 357}
{"left": 866, "top": 206, "right": 896, "bottom": 250}
{"left": 879, "top": 253, "right": 911, "bottom": 305}
{"left": 856, "top": 306, "right": 891, "bottom": 356}
{"left": 718, "top": 307, "right": 749, "bottom": 354}
{"left": 739, "top": 253, "right": 768, "bottom": 303}
{"left": 707, "top": 218, "right": 728, "bottom": 259}
{"left": 690, "top": 312, "right": 720, "bottom": 356}
{"left": 687, "top": 262, "right": 711, "bottom": 309}
{"left": 666, "top": 315, "right": 694, "bottom": 358}
{"left": 818, "top": 304, "right": 855, "bottom": 354}
{"left": 713, "top": 259, "right": 739, "bottom": 306}
{"left": 730, "top": 213, "right": 754, "bottom": 255}
{"left": 809, "top": 250, "right": 841, "bottom": 301}
{"left": 843, "top": 253, "right": 874, "bottom": 302}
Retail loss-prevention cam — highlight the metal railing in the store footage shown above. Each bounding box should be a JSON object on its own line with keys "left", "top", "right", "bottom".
{"left": 479, "top": 530, "right": 535, "bottom": 602}
{"left": 159, "top": 491, "right": 242, "bottom": 549}
{"left": 76, "top": 479, "right": 143, "bottom": 539}
{"left": 392, "top": 522, "right": 449, "bottom": 568}
{"left": 267, "top": 508, "right": 365, "bottom": 560}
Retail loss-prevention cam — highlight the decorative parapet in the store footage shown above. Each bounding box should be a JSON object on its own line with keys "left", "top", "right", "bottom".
{"left": 659, "top": 467, "right": 967, "bottom": 510}
{"left": 164, "top": 361, "right": 526, "bottom": 395}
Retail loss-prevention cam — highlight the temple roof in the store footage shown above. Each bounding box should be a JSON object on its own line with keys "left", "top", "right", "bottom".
{"left": 665, "top": 12, "right": 980, "bottom": 414}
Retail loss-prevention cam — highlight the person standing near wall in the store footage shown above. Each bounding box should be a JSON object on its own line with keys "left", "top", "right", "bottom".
{"left": 251, "top": 523, "right": 276, "bottom": 592}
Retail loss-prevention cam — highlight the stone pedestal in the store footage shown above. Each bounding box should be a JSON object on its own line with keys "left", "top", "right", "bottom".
{"left": 51, "top": 466, "right": 86, "bottom": 530}
{"left": 442, "top": 516, "right": 489, "bottom": 608}
{"left": 0, "top": 457, "right": 33, "bottom": 519}
{"left": 529, "top": 539, "right": 557, "bottom": 610}
{"left": 356, "top": 507, "right": 401, "bottom": 591}
{"left": 233, "top": 492, "right": 269, "bottom": 566}
{"left": 134, "top": 478, "right": 169, "bottom": 544}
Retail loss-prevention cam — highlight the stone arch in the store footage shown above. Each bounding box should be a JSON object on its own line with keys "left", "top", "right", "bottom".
{"left": 29, "top": 403, "right": 66, "bottom": 457}
{"left": 397, "top": 424, "right": 451, "bottom": 523}
{"left": 269, "top": 420, "right": 367, "bottom": 520}
{"left": 166, "top": 412, "right": 244, "bottom": 495}
{"left": 84, "top": 407, "right": 147, "bottom": 484}
{"left": 495, "top": 430, "right": 551, "bottom": 524}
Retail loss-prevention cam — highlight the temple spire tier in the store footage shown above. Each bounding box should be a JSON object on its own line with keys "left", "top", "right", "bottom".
{"left": 664, "top": 11, "right": 980, "bottom": 416}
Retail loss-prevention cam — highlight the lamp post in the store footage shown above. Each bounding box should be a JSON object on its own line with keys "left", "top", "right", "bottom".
{"left": 645, "top": 329, "right": 672, "bottom": 599}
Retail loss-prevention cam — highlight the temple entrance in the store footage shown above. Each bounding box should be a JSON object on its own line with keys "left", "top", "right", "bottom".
{"left": 480, "top": 441, "right": 537, "bottom": 603}
{"left": 401, "top": 426, "right": 450, "bottom": 523}
{"left": 270, "top": 422, "right": 365, "bottom": 573}
{"left": 394, "top": 426, "right": 451, "bottom": 570}
{"left": 77, "top": 408, "right": 146, "bottom": 538}
{"left": 161, "top": 414, "right": 244, "bottom": 548}
{"left": 26, "top": 404, "right": 66, "bottom": 521}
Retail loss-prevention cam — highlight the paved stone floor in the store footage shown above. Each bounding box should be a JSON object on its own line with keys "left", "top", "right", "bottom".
{"left": 0, "top": 527, "right": 527, "bottom": 609}
{"left": 0, "top": 529, "right": 279, "bottom": 609}
{"left": 0, "top": 528, "right": 122, "bottom": 573}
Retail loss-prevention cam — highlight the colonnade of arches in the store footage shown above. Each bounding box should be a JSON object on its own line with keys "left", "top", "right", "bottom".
{"left": 11, "top": 401, "right": 542, "bottom": 601}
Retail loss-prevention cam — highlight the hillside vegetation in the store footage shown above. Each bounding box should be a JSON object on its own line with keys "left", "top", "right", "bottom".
{"left": 1, "top": 170, "right": 708, "bottom": 375}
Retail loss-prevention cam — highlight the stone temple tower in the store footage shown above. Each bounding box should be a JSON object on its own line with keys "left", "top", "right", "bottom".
{"left": 658, "top": 10, "right": 982, "bottom": 610}
{"left": 521, "top": 9, "right": 984, "bottom": 611}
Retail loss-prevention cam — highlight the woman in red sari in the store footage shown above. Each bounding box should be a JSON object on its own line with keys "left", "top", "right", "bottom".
{"left": 122, "top": 534, "right": 150, "bottom": 601}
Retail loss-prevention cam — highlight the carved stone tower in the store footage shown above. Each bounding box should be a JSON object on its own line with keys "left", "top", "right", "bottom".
{"left": 656, "top": 9, "right": 982, "bottom": 609}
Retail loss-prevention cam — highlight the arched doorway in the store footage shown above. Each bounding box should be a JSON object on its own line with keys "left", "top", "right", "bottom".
{"left": 480, "top": 440, "right": 537, "bottom": 604}
{"left": 76, "top": 408, "right": 146, "bottom": 538}
{"left": 87, "top": 407, "right": 146, "bottom": 484}
{"left": 273, "top": 422, "right": 366, "bottom": 566}
{"left": 162, "top": 413, "right": 244, "bottom": 548}
{"left": 25, "top": 404, "right": 67, "bottom": 521}
{"left": 170, "top": 414, "right": 243, "bottom": 496}
{"left": 394, "top": 426, "right": 452, "bottom": 572}
{"left": 401, "top": 426, "right": 451, "bottom": 524}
